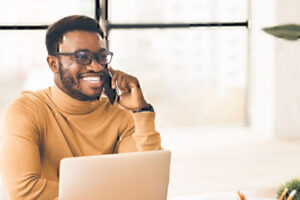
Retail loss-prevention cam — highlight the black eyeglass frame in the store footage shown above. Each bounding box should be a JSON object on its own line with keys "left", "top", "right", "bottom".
{"left": 54, "top": 51, "right": 113, "bottom": 65}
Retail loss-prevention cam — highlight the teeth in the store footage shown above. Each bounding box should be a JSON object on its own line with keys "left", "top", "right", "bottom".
{"left": 83, "top": 76, "right": 100, "bottom": 83}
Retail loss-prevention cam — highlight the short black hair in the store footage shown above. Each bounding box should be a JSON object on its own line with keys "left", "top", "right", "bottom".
{"left": 46, "top": 15, "right": 105, "bottom": 55}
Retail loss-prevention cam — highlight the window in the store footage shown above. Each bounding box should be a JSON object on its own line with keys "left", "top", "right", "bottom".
{"left": 0, "top": 0, "right": 95, "bottom": 25}
{"left": 0, "top": 0, "right": 98, "bottom": 119}
{"left": 107, "top": 0, "right": 249, "bottom": 127}
{"left": 0, "top": 0, "right": 249, "bottom": 128}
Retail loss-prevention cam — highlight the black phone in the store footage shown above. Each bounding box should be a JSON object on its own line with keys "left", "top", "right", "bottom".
{"left": 103, "top": 72, "right": 117, "bottom": 105}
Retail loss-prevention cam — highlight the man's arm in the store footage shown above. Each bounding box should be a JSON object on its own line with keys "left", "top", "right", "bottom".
{"left": 108, "top": 67, "right": 162, "bottom": 153}
{"left": 0, "top": 95, "right": 58, "bottom": 200}
{"left": 115, "top": 111, "right": 162, "bottom": 153}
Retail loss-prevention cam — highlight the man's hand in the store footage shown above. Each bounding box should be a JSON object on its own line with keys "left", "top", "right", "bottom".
{"left": 109, "top": 66, "right": 148, "bottom": 110}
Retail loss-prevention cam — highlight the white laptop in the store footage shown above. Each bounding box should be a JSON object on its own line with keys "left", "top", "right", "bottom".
{"left": 58, "top": 150, "right": 171, "bottom": 200}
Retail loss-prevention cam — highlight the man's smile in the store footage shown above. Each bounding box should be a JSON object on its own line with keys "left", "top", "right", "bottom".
{"left": 82, "top": 76, "right": 100, "bottom": 83}
{"left": 80, "top": 72, "right": 106, "bottom": 88}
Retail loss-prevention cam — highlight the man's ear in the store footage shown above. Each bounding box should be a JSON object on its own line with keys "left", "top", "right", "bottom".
{"left": 47, "top": 55, "right": 59, "bottom": 73}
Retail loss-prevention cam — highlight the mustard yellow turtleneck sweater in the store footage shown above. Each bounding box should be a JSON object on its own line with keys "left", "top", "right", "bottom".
{"left": 0, "top": 84, "right": 162, "bottom": 200}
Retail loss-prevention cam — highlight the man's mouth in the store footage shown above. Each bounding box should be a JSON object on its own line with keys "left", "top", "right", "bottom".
{"left": 79, "top": 72, "right": 108, "bottom": 89}
{"left": 82, "top": 76, "right": 101, "bottom": 84}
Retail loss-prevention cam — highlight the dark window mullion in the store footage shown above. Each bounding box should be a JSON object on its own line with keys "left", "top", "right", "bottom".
{"left": 107, "top": 21, "right": 248, "bottom": 30}
{"left": 95, "top": 0, "right": 101, "bottom": 22}
{"left": 0, "top": 25, "right": 48, "bottom": 30}
{"left": 105, "top": 1, "right": 248, "bottom": 37}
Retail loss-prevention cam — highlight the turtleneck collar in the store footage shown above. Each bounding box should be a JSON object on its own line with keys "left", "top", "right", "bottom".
{"left": 50, "top": 83, "right": 102, "bottom": 115}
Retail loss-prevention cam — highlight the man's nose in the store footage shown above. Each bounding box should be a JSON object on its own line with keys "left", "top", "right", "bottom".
{"left": 86, "top": 59, "right": 106, "bottom": 71}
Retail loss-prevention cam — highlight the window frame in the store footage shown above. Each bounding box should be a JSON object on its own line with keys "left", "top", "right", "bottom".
{"left": 0, "top": 0, "right": 101, "bottom": 30}
{"left": 102, "top": 0, "right": 250, "bottom": 126}
{"left": 0, "top": 0, "right": 251, "bottom": 125}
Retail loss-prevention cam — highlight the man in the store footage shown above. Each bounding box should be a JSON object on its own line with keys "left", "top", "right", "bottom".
{"left": 0, "top": 15, "right": 162, "bottom": 199}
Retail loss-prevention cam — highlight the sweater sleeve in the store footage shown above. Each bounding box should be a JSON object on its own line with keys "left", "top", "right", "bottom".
{"left": 0, "top": 95, "right": 58, "bottom": 200}
{"left": 116, "top": 111, "right": 162, "bottom": 153}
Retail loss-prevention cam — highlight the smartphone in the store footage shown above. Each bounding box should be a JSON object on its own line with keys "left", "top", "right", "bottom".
{"left": 103, "top": 72, "right": 117, "bottom": 105}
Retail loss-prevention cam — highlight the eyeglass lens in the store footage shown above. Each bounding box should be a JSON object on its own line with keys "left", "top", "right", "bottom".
{"left": 75, "top": 51, "right": 112, "bottom": 65}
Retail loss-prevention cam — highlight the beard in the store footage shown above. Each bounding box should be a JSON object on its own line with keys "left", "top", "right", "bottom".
{"left": 58, "top": 61, "right": 101, "bottom": 101}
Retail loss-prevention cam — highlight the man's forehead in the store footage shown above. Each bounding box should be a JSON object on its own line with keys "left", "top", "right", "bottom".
{"left": 62, "top": 30, "right": 102, "bottom": 39}
{"left": 59, "top": 30, "right": 105, "bottom": 52}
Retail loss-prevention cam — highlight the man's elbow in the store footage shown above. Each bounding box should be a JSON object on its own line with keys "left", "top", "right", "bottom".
{"left": 3, "top": 176, "right": 57, "bottom": 200}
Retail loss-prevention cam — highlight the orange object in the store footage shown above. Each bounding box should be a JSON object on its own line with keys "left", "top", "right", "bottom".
{"left": 279, "top": 188, "right": 288, "bottom": 200}
{"left": 287, "top": 190, "right": 297, "bottom": 200}
{"left": 237, "top": 190, "right": 247, "bottom": 200}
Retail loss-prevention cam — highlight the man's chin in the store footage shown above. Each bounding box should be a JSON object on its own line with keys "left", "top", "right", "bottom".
{"left": 84, "top": 95, "right": 100, "bottom": 101}
{"left": 78, "top": 92, "right": 101, "bottom": 101}
{"left": 80, "top": 89, "right": 104, "bottom": 101}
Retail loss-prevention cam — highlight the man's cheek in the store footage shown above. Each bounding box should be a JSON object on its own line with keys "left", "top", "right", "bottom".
{"left": 61, "top": 57, "right": 76, "bottom": 66}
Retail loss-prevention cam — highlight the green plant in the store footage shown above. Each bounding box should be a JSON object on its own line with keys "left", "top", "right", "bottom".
{"left": 262, "top": 24, "right": 300, "bottom": 41}
{"left": 277, "top": 178, "right": 300, "bottom": 200}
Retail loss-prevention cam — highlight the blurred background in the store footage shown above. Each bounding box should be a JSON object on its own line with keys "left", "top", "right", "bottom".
{"left": 0, "top": 0, "right": 300, "bottom": 199}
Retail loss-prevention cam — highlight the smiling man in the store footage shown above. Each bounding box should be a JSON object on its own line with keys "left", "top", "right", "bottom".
{"left": 0, "top": 15, "right": 162, "bottom": 199}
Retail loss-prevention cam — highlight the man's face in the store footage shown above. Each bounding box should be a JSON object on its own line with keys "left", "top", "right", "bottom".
{"left": 55, "top": 30, "right": 108, "bottom": 101}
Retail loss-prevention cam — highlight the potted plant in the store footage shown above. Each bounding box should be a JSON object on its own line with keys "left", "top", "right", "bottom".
{"left": 277, "top": 178, "right": 300, "bottom": 200}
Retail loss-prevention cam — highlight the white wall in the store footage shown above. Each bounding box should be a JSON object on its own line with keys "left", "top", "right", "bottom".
{"left": 249, "top": 0, "right": 300, "bottom": 138}
{"left": 273, "top": 0, "right": 300, "bottom": 138}
{"left": 249, "top": 0, "right": 276, "bottom": 137}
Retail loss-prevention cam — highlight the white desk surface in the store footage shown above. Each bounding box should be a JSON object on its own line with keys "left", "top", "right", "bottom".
{"left": 168, "top": 191, "right": 276, "bottom": 200}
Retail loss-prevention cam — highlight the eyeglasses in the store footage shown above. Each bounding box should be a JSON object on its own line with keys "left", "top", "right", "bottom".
{"left": 55, "top": 50, "right": 113, "bottom": 65}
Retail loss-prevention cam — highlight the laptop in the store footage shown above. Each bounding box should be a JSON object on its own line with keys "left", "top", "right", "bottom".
{"left": 58, "top": 150, "right": 171, "bottom": 200}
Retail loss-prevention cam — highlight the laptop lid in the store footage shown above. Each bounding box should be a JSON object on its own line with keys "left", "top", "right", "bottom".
{"left": 59, "top": 150, "right": 171, "bottom": 200}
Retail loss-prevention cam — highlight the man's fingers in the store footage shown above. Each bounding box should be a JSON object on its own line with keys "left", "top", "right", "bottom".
{"left": 111, "top": 71, "right": 119, "bottom": 89}
{"left": 117, "top": 74, "right": 125, "bottom": 93}
{"left": 117, "top": 74, "right": 130, "bottom": 94}
{"left": 110, "top": 68, "right": 139, "bottom": 94}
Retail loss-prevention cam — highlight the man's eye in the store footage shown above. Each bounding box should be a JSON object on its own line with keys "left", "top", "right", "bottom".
{"left": 76, "top": 53, "right": 89, "bottom": 60}
{"left": 98, "top": 54, "right": 107, "bottom": 60}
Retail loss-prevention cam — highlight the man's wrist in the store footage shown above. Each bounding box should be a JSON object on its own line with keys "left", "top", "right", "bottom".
{"left": 132, "top": 104, "right": 154, "bottom": 113}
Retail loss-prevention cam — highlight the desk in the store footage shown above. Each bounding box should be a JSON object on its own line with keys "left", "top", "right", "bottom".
{"left": 168, "top": 191, "right": 276, "bottom": 200}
